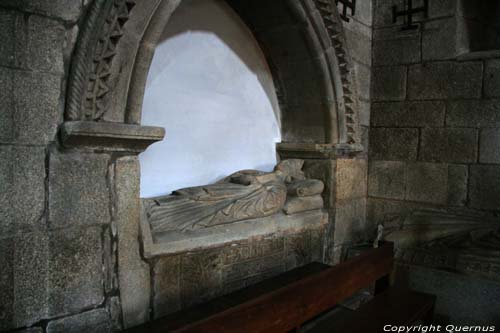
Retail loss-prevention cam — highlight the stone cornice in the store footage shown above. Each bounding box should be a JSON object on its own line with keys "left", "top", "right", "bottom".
{"left": 60, "top": 121, "right": 165, "bottom": 153}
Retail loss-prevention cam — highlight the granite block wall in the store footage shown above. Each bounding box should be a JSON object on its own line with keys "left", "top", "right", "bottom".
{"left": 0, "top": 2, "right": 120, "bottom": 332}
{"left": 369, "top": 0, "right": 500, "bottom": 227}
{"left": 370, "top": 0, "right": 500, "bottom": 323}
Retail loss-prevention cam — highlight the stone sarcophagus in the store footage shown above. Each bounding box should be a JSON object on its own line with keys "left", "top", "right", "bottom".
{"left": 383, "top": 211, "right": 500, "bottom": 281}
{"left": 140, "top": 159, "right": 328, "bottom": 256}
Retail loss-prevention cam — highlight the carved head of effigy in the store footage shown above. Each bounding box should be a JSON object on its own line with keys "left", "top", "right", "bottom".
{"left": 274, "top": 159, "right": 306, "bottom": 183}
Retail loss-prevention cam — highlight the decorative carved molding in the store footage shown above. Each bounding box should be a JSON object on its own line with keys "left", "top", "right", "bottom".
{"left": 65, "top": 0, "right": 361, "bottom": 150}
{"left": 67, "top": 0, "right": 136, "bottom": 121}
{"left": 313, "top": 0, "right": 361, "bottom": 147}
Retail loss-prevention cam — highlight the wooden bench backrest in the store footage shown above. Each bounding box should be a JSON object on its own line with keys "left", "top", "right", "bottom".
{"left": 128, "top": 242, "right": 394, "bottom": 333}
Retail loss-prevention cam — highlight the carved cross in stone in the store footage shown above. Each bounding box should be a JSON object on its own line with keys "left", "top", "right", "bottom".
{"left": 392, "top": 0, "right": 428, "bottom": 30}
{"left": 335, "top": 0, "right": 356, "bottom": 22}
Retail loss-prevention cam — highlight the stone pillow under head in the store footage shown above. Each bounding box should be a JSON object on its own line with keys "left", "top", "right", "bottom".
{"left": 286, "top": 179, "right": 325, "bottom": 197}
{"left": 283, "top": 195, "right": 324, "bottom": 215}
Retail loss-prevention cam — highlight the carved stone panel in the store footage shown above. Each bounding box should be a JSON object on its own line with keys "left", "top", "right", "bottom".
{"left": 154, "top": 256, "right": 181, "bottom": 318}
{"left": 285, "top": 232, "right": 313, "bottom": 270}
{"left": 151, "top": 226, "right": 326, "bottom": 317}
{"left": 180, "top": 251, "right": 224, "bottom": 308}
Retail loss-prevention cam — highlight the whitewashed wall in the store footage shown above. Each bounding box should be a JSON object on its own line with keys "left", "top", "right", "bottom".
{"left": 139, "top": 0, "right": 281, "bottom": 198}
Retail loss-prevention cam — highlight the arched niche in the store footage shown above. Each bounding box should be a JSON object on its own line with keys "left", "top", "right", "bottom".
{"left": 63, "top": 0, "right": 362, "bottom": 152}
{"left": 139, "top": 0, "right": 282, "bottom": 198}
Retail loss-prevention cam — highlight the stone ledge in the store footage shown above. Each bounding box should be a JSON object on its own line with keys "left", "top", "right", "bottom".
{"left": 277, "top": 143, "right": 364, "bottom": 159}
{"left": 456, "top": 49, "right": 500, "bottom": 61}
{"left": 60, "top": 121, "right": 165, "bottom": 153}
{"left": 140, "top": 209, "right": 328, "bottom": 258}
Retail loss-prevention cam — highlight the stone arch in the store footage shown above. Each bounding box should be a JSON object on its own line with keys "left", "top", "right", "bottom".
{"left": 65, "top": 0, "right": 361, "bottom": 150}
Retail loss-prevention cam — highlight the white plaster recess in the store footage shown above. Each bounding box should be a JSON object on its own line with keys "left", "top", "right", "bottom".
{"left": 139, "top": 0, "right": 281, "bottom": 198}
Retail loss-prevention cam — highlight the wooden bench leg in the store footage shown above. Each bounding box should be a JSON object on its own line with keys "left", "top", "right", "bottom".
{"left": 422, "top": 304, "right": 435, "bottom": 324}
{"left": 374, "top": 274, "right": 390, "bottom": 295}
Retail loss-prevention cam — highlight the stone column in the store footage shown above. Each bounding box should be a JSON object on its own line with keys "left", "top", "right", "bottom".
{"left": 277, "top": 143, "right": 368, "bottom": 265}
{"left": 114, "top": 156, "right": 151, "bottom": 328}
{"left": 60, "top": 121, "right": 165, "bottom": 329}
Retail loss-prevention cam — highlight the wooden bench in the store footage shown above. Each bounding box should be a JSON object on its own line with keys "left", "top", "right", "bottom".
{"left": 126, "top": 242, "right": 435, "bottom": 332}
